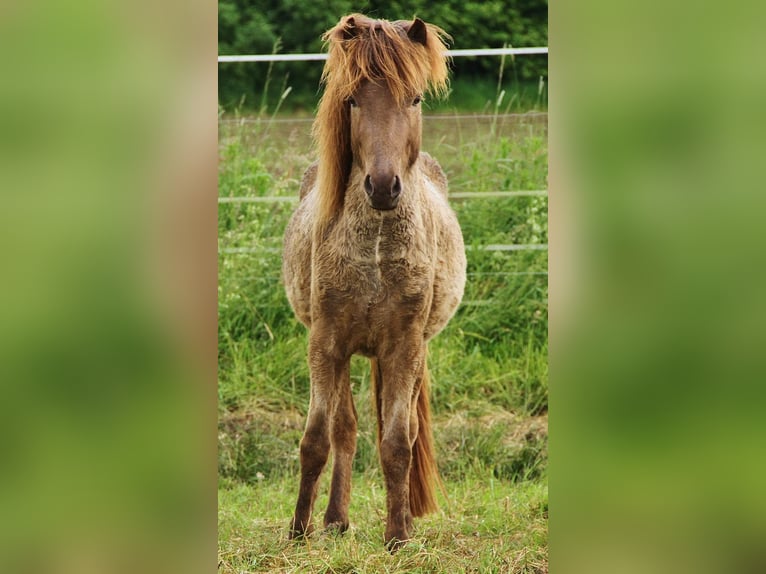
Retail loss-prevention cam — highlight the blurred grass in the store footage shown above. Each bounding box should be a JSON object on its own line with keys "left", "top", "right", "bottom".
{"left": 0, "top": 2, "right": 217, "bottom": 573}
{"left": 552, "top": 2, "right": 766, "bottom": 573}
{"left": 217, "top": 104, "right": 548, "bottom": 569}
{"left": 219, "top": 66, "right": 547, "bottom": 115}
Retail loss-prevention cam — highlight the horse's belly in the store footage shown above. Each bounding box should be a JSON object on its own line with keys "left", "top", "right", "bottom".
{"left": 355, "top": 251, "right": 464, "bottom": 346}
{"left": 312, "top": 263, "right": 431, "bottom": 355}
{"left": 424, "top": 248, "right": 467, "bottom": 340}
{"left": 424, "top": 286, "right": 462, "bottom": 340}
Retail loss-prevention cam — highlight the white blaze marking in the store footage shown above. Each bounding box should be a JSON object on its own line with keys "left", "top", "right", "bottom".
{"left": 374, "top": 218, "right": 384, "bottom": 272}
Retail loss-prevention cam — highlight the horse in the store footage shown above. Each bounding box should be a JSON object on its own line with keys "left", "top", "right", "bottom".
{"left": 282, "top": 13, "right": 466, "bottom": 550}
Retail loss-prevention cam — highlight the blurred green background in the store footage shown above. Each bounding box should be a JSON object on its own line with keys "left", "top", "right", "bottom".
{"left": 0, "top": 1, "right": 217, "bottom": 573}
{"left": 3, "top": 0, "right": 766, "bottom": 573}
{"left": 551, "top": 2, "right": 766, "bottom": 573}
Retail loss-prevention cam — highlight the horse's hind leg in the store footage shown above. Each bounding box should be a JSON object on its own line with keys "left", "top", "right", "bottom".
{"left": 324, "top": 371, "right": 357, "bottom": 533}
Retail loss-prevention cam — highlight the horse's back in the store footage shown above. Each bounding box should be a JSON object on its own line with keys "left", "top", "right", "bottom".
{"left": 282, "top": 163, "right": 318, "bottom": 328}
{"left": 299, "top": 161, "right": 319, "bottom": 200}
{"left": 419, "top": 152, "right": 448, "bottom": 197}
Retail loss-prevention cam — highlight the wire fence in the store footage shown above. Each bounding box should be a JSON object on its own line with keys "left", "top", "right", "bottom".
{"left": 218, "top": 47, "right": 548, "bottom": 64}
{"left": 218, "top": 190, "right": 549, "bottom": 254}
{"left": 218, "top": 112, "right": 548, "bottom": 125}
{"left": 218, "top": 244, "right": 547, "bottom": 255}
{"left": 219, "top": 268, "right": 549, "bottom": 310}
{"left": 218, "top": 190, "right": 547, "bottom": 204}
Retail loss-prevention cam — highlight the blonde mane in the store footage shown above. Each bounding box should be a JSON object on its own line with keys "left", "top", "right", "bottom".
{"left": 313, "top": 14, "right": 451, "bottom": 224}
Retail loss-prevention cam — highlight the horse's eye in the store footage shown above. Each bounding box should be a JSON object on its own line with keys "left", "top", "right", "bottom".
{"left": 412, "top": 96, "right": 422, "bottom": 106}
{"left": 348, "top": 97, "right": 357, "bottom": 107}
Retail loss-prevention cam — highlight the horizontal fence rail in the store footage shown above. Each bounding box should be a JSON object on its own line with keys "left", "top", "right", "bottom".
{"left": 227, "top": 271, "right": 547, "bottom": 279}
{"left": 218, "top": 112, "right": 548, "bottom": 124}
{"left": 219, "top": 244, "right": 547, "bottom": 255}
{"left": 218, "top": 47, "right": 548, "bottom": 63}
{"left": 218, "top": 190, "right": 548, "bottom": 204}
{"left": 219, "top": 191, "right": 549, "bottom": 254}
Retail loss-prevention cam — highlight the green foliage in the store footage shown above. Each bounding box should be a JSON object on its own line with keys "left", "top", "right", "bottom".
{"left": 218, "top": 0, "right": 548, "bottom": 111}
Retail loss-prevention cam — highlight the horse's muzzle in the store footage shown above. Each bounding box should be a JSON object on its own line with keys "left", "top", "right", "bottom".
{"left": 364, "top": 173, "right": 401, "bottom": 210}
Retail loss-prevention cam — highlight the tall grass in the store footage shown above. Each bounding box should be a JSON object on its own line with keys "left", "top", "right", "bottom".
{"left": 217, "top": 95, "right": 548, "bottom": 570}
{"left": 220, "top": 50, "right": 547, "bottom": 116}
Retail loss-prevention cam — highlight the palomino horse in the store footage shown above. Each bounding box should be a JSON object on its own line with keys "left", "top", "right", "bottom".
{"left": 282, "top": 14, "right": 466, "bottom": 550}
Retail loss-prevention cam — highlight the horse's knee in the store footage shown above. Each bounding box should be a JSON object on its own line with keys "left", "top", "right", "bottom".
{"left": 331, "top": 420, "right": 357, "bottom": 452}
{"left": 380, "top": 434, "right": 412, "bottom": 480}
{"left": 332, "top": 402, "right": 357, "bottom": 438}
{"left": 300, "top": 431, "right": 330, "bottom": 473}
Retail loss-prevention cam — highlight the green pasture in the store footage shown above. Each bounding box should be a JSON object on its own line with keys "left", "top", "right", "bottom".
{"left": 218, "top": 107, "right": 548, "bottom": 572}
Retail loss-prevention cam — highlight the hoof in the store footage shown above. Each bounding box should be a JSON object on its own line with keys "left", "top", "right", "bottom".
{"left": 384, "top": 531, "right": 409, "bottom": 553}
{"left": 323, "top": 509, "right": 349, "bottom": 534}
{"left": 324, "top": 521, "right": 349, "bottom": 535}
{"left": 288, "top": 518, "right": 313, "bottom": 540}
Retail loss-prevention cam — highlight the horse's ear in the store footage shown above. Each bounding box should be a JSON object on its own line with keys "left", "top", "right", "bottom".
{"left": 342, "top": 16, "right": 358, "bottom": 40}
{"left": 407, "top": 17, "right": 428, "bottom": 46}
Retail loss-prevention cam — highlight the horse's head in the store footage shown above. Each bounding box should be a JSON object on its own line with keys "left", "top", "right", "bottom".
{"left": 349, "top": 77, "right": 423, "bottom": 211}
{"left": 314, "top": 15, "right": 450, "bottom": 218}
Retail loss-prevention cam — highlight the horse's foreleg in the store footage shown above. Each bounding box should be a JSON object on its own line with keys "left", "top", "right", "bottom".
{"left": 289, "top": 392, "right": 330, "bottom": 539}
{"left": 377, "top": 343, "right": 425, "bottom": 551}
{"left": 324, "top": 367, "right": 357, "bottom": 533}
{"left": 289, "top": 341, "right": 341, "bottom": 539}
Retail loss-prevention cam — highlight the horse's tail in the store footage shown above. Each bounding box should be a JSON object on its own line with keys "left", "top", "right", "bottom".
{"left": 370, "top": 350, "right": 442, "bottom": 518}
{"left": 409, "top": 355, "right": 442, "bottom": 516}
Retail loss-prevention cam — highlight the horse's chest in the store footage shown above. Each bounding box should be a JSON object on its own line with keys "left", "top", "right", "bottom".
{"left": 314, "top": 225, "right": 433, "bottom": 333}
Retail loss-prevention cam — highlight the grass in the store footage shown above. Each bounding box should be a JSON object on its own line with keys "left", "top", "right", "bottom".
{"left": 219, "top": 56, "right": 547, "bottom": 116}
{"left": 218, "top": 474, "right": 547, "bottom": 574}
{"left": 218, "top": 91, "right": 548, "bottom": 571}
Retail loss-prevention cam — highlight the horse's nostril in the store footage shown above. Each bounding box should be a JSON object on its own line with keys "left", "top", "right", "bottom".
{"left": 364, "top": 174, "right": 374, "bottom": 197}
{"left": 391, "top": 175, "right": 402, "bottom": 198}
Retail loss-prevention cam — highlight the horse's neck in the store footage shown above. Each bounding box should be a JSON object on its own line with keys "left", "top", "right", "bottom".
{"left": 334, "top": 167, "right": 432, "bottom": 264}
